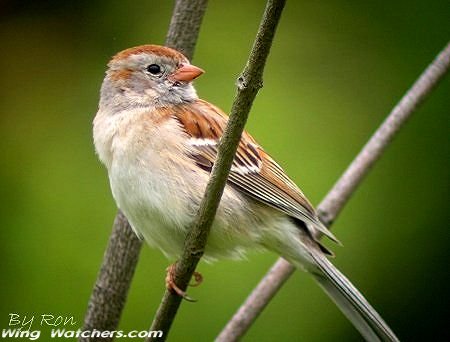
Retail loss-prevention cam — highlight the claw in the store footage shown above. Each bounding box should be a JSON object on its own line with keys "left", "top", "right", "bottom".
{"left": 165, "top": 264, "right": 202, "bottom": 302}
{"left": 189, "top": 271, "right": 203, "bottom": 287}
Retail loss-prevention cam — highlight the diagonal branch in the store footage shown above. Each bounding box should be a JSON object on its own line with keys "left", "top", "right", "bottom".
{"left": 147, "top": 0, "right": 286, "bottom": 340}
{"left": 81, "top": 1, "right": 208, "bottom": 339}
{"left": 216, "top": 41, "right": 450, "bottom": 341}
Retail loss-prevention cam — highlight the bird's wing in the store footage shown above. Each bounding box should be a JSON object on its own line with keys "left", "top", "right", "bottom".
{"left": 171, "top": 100, "right": 337, "bottom": 243}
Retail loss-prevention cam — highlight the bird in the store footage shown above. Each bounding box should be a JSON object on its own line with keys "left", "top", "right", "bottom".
{"left": 93, "top": 44, "right": 398, "bottom": 341}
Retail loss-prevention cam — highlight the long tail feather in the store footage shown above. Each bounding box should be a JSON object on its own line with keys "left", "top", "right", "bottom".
{"left": 308, "top": 250, "right": 399, "bottom": 342}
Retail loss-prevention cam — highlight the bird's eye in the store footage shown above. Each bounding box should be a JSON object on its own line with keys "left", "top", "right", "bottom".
{"left": 146, "top": 64, "right": 162, "bottom": 75}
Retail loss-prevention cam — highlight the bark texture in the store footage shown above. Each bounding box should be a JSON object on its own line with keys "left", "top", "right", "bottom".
{"left": 148, "top": 1, "right": 287, "bottom": 340}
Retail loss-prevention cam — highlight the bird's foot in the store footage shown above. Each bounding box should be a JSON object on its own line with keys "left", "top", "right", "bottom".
{"left": 165, "top": 264, "right": 203, "bottom": 302}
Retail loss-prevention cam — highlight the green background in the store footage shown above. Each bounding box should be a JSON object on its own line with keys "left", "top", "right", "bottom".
{"left": 1, "top": 1, "right": 449, "bottom": 341}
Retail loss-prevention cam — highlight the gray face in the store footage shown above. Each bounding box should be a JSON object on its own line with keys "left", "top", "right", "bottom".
{"left": 100, "top": 52, "right": 198, "bottom": 112}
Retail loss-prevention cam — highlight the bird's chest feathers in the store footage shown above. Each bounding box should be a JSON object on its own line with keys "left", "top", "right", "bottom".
{"left": 96, "top": 110, "right": 193, "bottom": 223}
{"left": 94, "top": 108, "right": 150, "bottom": 167}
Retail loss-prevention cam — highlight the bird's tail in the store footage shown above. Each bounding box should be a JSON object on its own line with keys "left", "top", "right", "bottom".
{"left": 303, "top": 249, "right": 399, "bottom": 342}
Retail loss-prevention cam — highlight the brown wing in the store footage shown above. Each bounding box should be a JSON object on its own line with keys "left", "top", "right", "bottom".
{"left": 172, "top": 99, "right": 337, "bottom": 242}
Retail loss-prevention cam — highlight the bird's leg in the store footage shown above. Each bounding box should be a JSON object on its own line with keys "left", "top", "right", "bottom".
{"left": 165, "top": 264, "right": 203, "bottom": 302}
{"left": 165, "top": 264, "right": 188, "bottom": 298}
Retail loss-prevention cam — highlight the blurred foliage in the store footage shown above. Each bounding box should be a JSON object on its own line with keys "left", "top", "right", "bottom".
{"left": 0, "top": 1, "right": 449, "bottom": 341}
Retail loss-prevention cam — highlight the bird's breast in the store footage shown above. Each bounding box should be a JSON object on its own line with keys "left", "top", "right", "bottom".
{"left": 93, "top": 107, "right": 268, "bottom": 260}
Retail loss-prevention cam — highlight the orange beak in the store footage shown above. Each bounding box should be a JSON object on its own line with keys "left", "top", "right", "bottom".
{"left": 170, "top": 63, "right": 204, "bottom": 82}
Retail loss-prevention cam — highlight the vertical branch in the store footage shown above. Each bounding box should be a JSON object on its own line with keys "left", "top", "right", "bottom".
{"left": 148, "top": 0, "right": 287, "bottom": 340}
{"left": 165, "top": 0, "right": 208, "bottom": 59}
{"left": 82, "top": 211, "right": 142, "bottom": 340}
{"left": 81, "top": 1, "right": 209, "bottom": 339}
{"left": 217, "top": 41, "right": 450, "bottom": 341}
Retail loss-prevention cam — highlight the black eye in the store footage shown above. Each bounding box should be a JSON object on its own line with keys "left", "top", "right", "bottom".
{"left": 146, "top": 64, "right": 162, "bottom": 75}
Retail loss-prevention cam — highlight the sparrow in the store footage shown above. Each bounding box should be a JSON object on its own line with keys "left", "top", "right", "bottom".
{"left": 93, "top": 44, "right": 398, "bottom": 341}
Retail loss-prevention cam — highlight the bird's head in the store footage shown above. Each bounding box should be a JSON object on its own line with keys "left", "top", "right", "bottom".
{"left": 100, "top": 45, "right": 204, "bottom": 110}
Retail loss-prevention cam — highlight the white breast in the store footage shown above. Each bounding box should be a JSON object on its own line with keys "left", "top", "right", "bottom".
{"left": 93, "top": 107, "right": 274, "bottom": 261}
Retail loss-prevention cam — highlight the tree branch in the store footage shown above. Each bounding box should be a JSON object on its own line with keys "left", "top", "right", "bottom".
{"left": 81, "top": 211, "right": 142, "bottom": 341}
{"left": 216, "top": 41, "right": 450, "bottom": 341}
{"left": 81, "top": 1, "right": 208, "bottom": 339}
{"left": 164, "top": 0, "right": 208, "bottom": 60}
{"left": 147, "top": 0, "right": 286, "bottom": 340}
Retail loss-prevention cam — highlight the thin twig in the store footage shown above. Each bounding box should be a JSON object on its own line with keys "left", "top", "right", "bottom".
{"left": 81, "top": 0, "right": 208, "bottom": 339}
{"left": 217, "top": 41, "right": 450, "bottom": 341}
{"left": 147, "top": 0, "right": 286, "bottom": 340}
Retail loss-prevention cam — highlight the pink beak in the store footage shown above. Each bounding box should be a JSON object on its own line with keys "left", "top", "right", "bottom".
{"left": 170, "top": 64, "right": 204, "bottom": 82}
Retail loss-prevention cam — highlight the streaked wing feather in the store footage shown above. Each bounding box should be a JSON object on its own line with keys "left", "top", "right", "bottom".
{"left": 172, "top": 99, "right": 337, "bottom": 243}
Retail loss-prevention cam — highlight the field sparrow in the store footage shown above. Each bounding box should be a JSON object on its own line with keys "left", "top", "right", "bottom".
{"left": 93, "top": 45, "right": 398, "bottom": 341}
